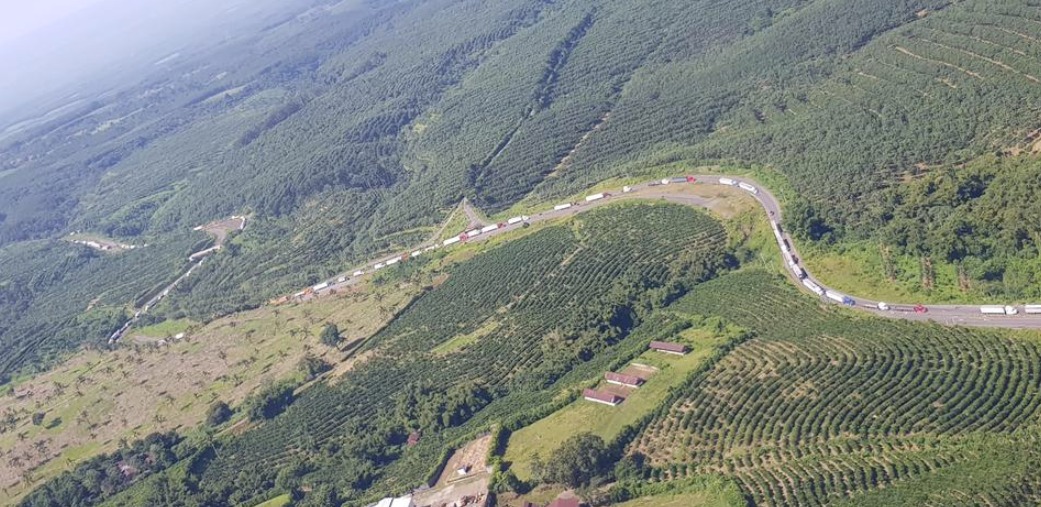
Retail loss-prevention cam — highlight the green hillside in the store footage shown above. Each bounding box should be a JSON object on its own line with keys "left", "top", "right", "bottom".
{"left": 6, "top": 0, "right": 1041, "bottom": 504}
{"left": 22, "top": 203, "right": 731, "bottom": 506}
{"left": 629, "top": 271, "right": 1041, "bottom": 506}
{"left": 6, "top": 0, "right": 1041, "bottom": 377}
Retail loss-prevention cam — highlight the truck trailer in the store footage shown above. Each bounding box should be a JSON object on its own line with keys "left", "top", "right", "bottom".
{"left": 981, "top": 306, "right": 1007, "bottom": 315}
{"left": 553, "top": 203, "right": 573, "bottom": 211}
{"left": 719, "top": 177, "right": 737, "bottom": 186}
{"left": 1025, "top": 305, "right": 1041, "bottom": 314}
{"left": 825, "top": 290, "right": 856, "bottom": 306}
{"left": 802, "top": 278, "right": 824, "bottom": 296}
{"left": 585, "top": 193, "right": 608, "bottom": 202}
{"left": 738, "top": 182, "right": 759, "bottom": 194}
{"left": 481, "top": 224, "right": 498, "bottom": 233}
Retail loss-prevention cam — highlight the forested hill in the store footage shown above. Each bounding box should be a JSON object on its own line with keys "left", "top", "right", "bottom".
{"left": 4, "top": 0, "right": 1041, "bottom": 374}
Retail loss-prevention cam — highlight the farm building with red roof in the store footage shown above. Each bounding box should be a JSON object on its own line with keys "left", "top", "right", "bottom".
{"left": 649, "top": 340, "right": 689, "bottom": 355}
{"left": 583, "top": 388, "right": 623, "bottom": 406}
{"left": 604, "top": 371, "right": 643, "bottom": 387}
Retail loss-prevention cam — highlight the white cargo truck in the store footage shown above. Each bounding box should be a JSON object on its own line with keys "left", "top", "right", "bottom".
{"left": 465, "top": 229, "right": 481, "bottom": 237}
{"left": 337, "top": 276, "right": 347, "bottom": 283}
{"left": 386, "top": 257, "right": 400, "bottom": 266}
{"left": 623, "top": 185, "right": 633, "bottom": 193}
{"left": 353, "top": 270, "right": 365, "bottom": 276}
{"left": 719, "top": 177, "right": 737, "bottom": 186}
{"left": 481, "top": 224, "right": 498, "bottom": 233}
{"left": 825, "top": 290, "right": 856, "bottom": 306}
{"left": 585, "top": 193, "right": 606, "bottom": 202}
{"left": 980, "top": 306, "right": 1008, "bottom": 315}
{"left": 877, "top": 302, "right": 891, "bottom": 311}
{"left": 443, "top": 237, "right": 461, "bottom": 246}
{"left": 507, "top": 216, "right": 524, "bottom": 225}
{"left": 801, "top": 278, "right": 824, "bottom": 296}
{"left": 661, "top": 178, "right": 671, "bottom": 185}
{"left": 738, "top": 182, "right": 759, "bottom": 194}
{"left": 1025, "top": 305, "right": 1041, "bottom": 314}
{"left": 313, "top": 282, "right": 330, "bottom": 291}
{"left": 553, "top": 203, "right": 573, "bottom": 211}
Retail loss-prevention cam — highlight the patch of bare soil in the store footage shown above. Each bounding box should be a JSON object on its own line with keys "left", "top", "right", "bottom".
{"left": 195, "top": 216, "right": 246, "bottom": 246}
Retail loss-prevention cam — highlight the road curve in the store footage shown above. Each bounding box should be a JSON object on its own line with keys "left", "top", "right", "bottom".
{"left": 302, "top": 176, "right": 1041, "bottom": 330}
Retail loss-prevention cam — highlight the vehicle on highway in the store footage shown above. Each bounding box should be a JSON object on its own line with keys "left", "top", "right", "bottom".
{"left": 980, "top": 305, "right": 1018, "bottom": 315}
{"left": 877, "top": 302, "right": 890, "bottom": 311}
{"left": 914, "top": 304, "right": 928, "bottom": 314}
{"left": 738, "top": 182, "right": 759, "bottom": 194}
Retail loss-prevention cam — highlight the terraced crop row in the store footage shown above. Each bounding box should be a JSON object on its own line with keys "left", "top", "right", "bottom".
{"left": 632, "top": 271, "right": 1041, "bottom": 506}
{"left": 199, "top": 203, "right": 729, "bottom": 487}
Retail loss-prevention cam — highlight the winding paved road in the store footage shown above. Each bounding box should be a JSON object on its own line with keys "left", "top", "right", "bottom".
{"left": 303, "top": 176, "right": 1041, "bottom": 330}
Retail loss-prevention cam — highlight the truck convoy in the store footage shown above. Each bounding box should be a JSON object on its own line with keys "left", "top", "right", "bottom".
{"left": 278, "top": 175, "right": 954, "bottom": 322}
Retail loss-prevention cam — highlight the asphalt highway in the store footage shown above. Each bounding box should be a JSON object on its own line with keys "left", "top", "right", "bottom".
{"left": 306, "top": 175, "right": 1041, "bottom": 330}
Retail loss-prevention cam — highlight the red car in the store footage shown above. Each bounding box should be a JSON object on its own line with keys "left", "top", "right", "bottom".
{"left": 914, "top": 304, "right": 928, "bottom": 314}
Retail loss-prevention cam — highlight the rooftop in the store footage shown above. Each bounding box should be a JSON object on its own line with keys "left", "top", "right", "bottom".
{"left": 649, "top": 340, "right": 689, "bottom": 353}
{"left": 605, "top": 371, "right": 643, "bottom": 386}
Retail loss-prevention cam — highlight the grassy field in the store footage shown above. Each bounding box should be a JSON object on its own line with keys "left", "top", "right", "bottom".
{"left": 801, "top": 240, "right": 1006, "bottom": 305}
{"left": 615, "top": 482, "right": 745, "bottom": 507}
{"left": 252, "top": 493, "right": 291, "bottom": 507}
{"left": 0, "top": 282, "right": 417, "bottom": 504}
{"left": 131, "top": 318, "right": 194, "bottom": 339}
{"left": 431, "top": 319, "right": 499, "bottom": 355}
{"left": 436, "top": 202, "right": 473, "bottom": 242}
{"left": 502, "top": 320, "right": 740, "bottom": 481}
{"left": 615, "top": 491, "right": 741, "bottom": 507}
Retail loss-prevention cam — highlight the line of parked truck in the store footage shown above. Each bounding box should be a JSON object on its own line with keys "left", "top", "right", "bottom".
{"left": 979, "top": 305, "right": 1041, "bottom": 316}
{"left": 758, "top": 183, "right": 861, "bottom": 308}
{"left": 286, "top": 174, "right": 1041, "bottom": 325}
{"left": 297, "top": 213, "right": 537, "bottom": 298}
{"left": 295, "top": 176, "right": 714, "bottom": 300}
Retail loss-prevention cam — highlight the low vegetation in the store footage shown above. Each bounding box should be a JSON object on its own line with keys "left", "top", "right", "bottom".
{"left": 0, "top": 284, "right": 415, "bottom": 504}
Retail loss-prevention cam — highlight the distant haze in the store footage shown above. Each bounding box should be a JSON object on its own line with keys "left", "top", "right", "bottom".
{"left": 0, "top": 0, "right": 299, "bottom": 124}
